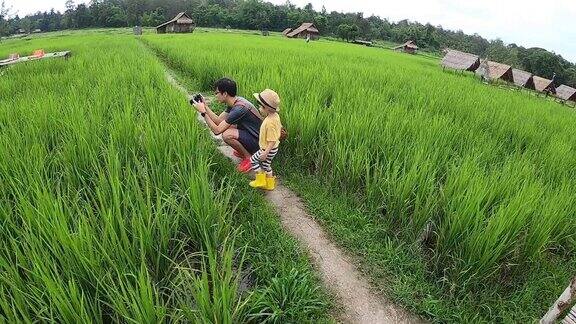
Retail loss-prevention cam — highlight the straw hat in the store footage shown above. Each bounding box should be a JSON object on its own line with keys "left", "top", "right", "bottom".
{"left": 253, "top": 89, "right": 280, "bottom": 111}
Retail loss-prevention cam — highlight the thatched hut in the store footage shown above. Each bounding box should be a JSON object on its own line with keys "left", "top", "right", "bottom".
{"left": 556, "top": 85, "right": 576, "bottom": 103}
{"left": 533, "top": 76, "right": 556, "bottom": 94}
{"left": 156, "top": 12, "right": 195, "bottom": 34}
{"left": 286, "top": 23, "right": 319, "bottom": 40}
{"left": 476, "top": 60, "right": 513, "bottom": 82}
{"left": 441, "top": 49, "right": 480, "bottom": 71}
{"left": 393, "top": 40, "right": 418, "bottom": 54}
{"left": 353, "top": 39, "right": 373, "bottom": 47}
{"left": 512, "top": 68, "right": 535, "bottom": 89}
{"left": 282, "top": 28, "right": 293, "bottom": 36}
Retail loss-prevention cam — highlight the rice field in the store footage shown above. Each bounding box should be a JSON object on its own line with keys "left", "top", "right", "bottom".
{"left": 0, "top": 32, "right": 330, "bottom": 322}
{"left": 142, "top": 31, "right": 576, "bottom": 321}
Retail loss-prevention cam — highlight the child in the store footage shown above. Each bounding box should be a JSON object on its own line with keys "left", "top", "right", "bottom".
{"left": 249, "top": 89, "right": 282, "bottom": 190}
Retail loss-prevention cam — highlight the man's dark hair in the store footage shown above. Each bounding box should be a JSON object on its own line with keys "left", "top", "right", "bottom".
{"left": 214, "top": 78, "right": 237, "bottom": 97}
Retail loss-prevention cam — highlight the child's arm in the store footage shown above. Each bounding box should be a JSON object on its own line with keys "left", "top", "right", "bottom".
{"left": 259, "top": 141, "right": 276, "bottom": 161}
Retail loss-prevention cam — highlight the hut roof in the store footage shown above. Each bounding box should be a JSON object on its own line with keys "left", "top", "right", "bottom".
{"left": 156, "top": 12, "right": 194, "bottom": 29}
{"left": 282, "top": 28, "right": 292, "bottom": 36}
{"left": 393, "top": 40, "right": 418, "bottom": 50}
{"left": 512, "top": 68, "right": 535, "bottom": 89}
{"left": 556, "top": 85, "right": 576, "bottom": 101}
{"left": 533, "top": 76, "right": 556, "bottom": 93}
{"left": 286, "top": 23, "right": 319, "bottom": 37}
{"left": 353, "top": 39, "right": 373, "bottom": 46}
{"left": 476, "top": 60, "right": 513, "bottom": 82}
{"left": 441, "top": 49, "right": 480, "bottom": 71}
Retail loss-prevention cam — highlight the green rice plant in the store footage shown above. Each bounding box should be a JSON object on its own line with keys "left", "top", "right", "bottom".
{"left": 0, "top": 31, "right": 331, "bottom": 323}
{"left": 142, "top": 30, "right": 576, "bottom": 299}
{"left": 179, "top": 236, "right": 250, "bottom": 323}
{"left": 244, "top": 269, "right": 327, "bottom": 323}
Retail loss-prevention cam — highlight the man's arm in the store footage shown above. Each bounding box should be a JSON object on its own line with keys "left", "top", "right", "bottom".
{"left": 205, "top": 105, "right": 227, "bottom": 125}
{"left": 204, "top": 114, "right": 231, "bottom": 135}
{"left": 194, "top": 101, "right": 230, "bottom": 132}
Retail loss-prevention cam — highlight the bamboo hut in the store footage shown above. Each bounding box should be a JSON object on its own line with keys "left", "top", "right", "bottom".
{"left": 352, "top": 39, "right": 373, "bottom": 47}
{"left": 556, "top": 85, "right": 576, "bottom": 104}
{"left": 441, "top": 49, "right": 480, "bottom": 71}
{"left": 286, "top": 23, "right": 319, "bottom": 40}
{"left": 533, "top": 76, "right": 556, "bottom": 94}
{"left": 156, "top": 12, "right": 195, "bottom": 34}
{"left": 476, "top": 60, "right": 514, "bottom": 82}
{"left": 393, "top": 40, "right": 418, "bottom": 54}
{"left": 512, "top": 68, "right": 535, "bottom": 89}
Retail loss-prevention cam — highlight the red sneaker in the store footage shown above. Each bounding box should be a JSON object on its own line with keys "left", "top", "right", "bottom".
{"left": 233, "top": 150, "right": 243, "bottom": 158}
{"left": 236, "top": 158, "right": 252, "bottom": 173}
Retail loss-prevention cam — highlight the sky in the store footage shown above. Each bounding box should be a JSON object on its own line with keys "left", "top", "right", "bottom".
{"left": 7, "top": 0, "right": 576, "bottom": 63}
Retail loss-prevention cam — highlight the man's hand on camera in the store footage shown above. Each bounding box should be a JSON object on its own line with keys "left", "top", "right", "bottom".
{"left": 193, "top": 101, "right": 207, "bottom": 114}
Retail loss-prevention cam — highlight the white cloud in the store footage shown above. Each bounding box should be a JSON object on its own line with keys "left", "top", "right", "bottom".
{"left": 7, "top": 0, "right": 576, "bottom": 62}
{"left": 7, "top": 0, "right": 75, "bottom": 16}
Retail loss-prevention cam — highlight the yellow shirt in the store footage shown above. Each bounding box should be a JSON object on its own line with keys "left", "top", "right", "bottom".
{"left": 259, "top": 113, "right": 282, "bottom": 149}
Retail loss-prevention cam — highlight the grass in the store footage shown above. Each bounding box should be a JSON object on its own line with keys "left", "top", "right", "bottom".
{"left": 280, "top": 166, "right": 575, "bottom": 323}
{"left": 141, "top": 30, "right": 576, "bottom": 322}
{"left": 0, "top": 32, "right": 332, "bottom": 322}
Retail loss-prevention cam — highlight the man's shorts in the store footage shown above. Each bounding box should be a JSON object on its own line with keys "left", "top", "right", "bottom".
{"left": 237, "top": 129, "right": 260, "bottom": 154}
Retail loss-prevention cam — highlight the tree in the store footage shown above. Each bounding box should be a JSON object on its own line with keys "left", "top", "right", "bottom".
{"left": 286, "top": 9, "right": 301, "bottom": 28}
{"left": 106, "top": 5, "right": 127, "bottom": 27}
{"left": 142, "top": 7, "right": 164, "bottom": 27}
{"left": 48, "top": 9, "right": 62, "bottom": 31}
{"left": 521, "top": 48, "right": 561, "bottom": 80}
{"left": 301, "top": 2, "right": 314, "bottom": 22}
{"left": 485, "top": 39, "right": 517, "bottom": 66}
{"left": 125, "top": 0, "right": 146, "bottom": 25}
{"left": 354, "top": 12, "right": 370, "bottom": 38}
{"left": 19, "top": 16, "right": 34, "bottom": 33}
{"left": 423, "top": 23, "right": 439, "bottom": 49}
{"left": 65, "top": 0, "right": 75, "bottom": 11}
{"left": 0, "top": 0, "right": 11, "bottom": 37}
{"left": 62, "top": 0, "right": 76, "bottom": 29}
{"left": 313, "top": 14, "right": 326, "bottom": 33}
{"left": 38, "top": 11, "right": 50, "bottom": 31}
{"left": 74, "top": 4, "right": 92, "bottom": 28}
{"left": 8, "top": 14, "right": 19, "bottom": 34}
{"left": 337, "top": 24, "right": 350, "bottom": 41}
{"left": 337, "top": 24, "right": 358, "bottom": 42}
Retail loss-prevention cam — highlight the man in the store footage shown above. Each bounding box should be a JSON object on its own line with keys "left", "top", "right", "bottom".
{"left": 193, "top": 77, "right": 263, "bottom": 172}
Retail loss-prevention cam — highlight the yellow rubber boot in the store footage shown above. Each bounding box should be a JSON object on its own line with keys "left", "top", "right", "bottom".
{"left": 264, "top": 176, "right": 276, "bottom": 191}
{"left": 249, "top": 172, "right": 267, "bottom": 188}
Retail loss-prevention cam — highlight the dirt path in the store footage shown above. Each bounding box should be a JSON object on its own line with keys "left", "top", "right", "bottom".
{"left": 163, "top": 69, "right": 423, "bottom": 324}
{"left": 266, "top": 185, "right": 422, "bottom": 324}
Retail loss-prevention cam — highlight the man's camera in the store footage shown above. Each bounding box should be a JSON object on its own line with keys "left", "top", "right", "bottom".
{"left": 190, "top": 93, "right": 204, "bottom": 105}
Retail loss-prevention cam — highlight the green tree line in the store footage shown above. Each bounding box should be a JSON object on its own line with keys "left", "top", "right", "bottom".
{"left": 2, "top": 0, "right": 575, "bottom": 87}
